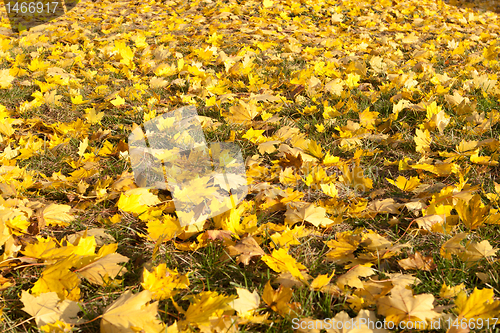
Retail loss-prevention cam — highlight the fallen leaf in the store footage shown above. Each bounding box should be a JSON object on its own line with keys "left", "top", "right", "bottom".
{"left": 337, "top": 264, "right": 375, "bottom": 289}
{"left": 377, "top": 285, "right": 440, "bottom": 327}
{"left": 21, "top": 291, "right": 81, "bottom": 327}
{"left": 398, "top": 252, "right": 436, "bottom": 271}
{"left": 182, "top": 291, "right": 235, "bottom": 327}
{"left": 262, "top": 281, "right": 299, "bottom": 317}
{"left": 227, "top": 236, "right": 265, "bottom": 265}
{"left": 262, "top": 248, "right": 307, "bottom": 281}
{"left": 229, "top": 288, "right": 263, "bottom": 321}
{"left": 285, "top": 203, "right": 334, "bottom": 228}
{"left": 455, "top": 287, "right": 500, "bottom": 320}
{"left": 100, "top": 290, "right": 164, "bottom": 333}
{"left": 76, "top": 250, "right": 129, "bottom": 285}
{"left": 41, "top": 204, "right": 74, "bottom": 227}
{"left": 141, "top": 264, "right": 189, "bottom": 300}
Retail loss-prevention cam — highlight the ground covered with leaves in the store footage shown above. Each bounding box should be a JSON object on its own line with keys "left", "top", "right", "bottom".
{"left": 0, "top": 0, "right": 500, "bottom": 332}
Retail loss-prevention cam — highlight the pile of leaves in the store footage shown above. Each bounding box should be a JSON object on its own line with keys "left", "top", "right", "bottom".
{"left": 0, "top": 0, "right": 500, "bottom": 331}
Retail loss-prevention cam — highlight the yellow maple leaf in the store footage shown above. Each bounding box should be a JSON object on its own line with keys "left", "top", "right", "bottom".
{"left": 440, "top": 232, "right": 498, "bottom": 264}
{"left": 227, "top": 236, "right": 265, "bottom": 265}
{"left": 0, "top": 69, "right": 15, "bottom": 89}
{"left": 325, "top": 230, "right": 360, "bottom": 264}
{"left": 84, "top": 107, "right": 104, "bottom": 125}
{"left": 43, "top": 90, "right": 62, "bottom": 106}
{"left": 21, "top": 236, "right": 72, "bottom": 261}
{"left": 440, "top": 283, "right": 466, "bottom": 299}
{"left": 433, "top": 110, "right": 451, "bottom": 134}
{"left": 225, "top": 100, "right": 260, "bottom": 125}
{"left": 315, "top": 123, "right": 325, "bottom": 133}
{"left": 377, "top": 285, "right": 440, "bottom": 327}
{"left": 452, "top": 42, "right": 466, "bottom": 56}
{"left": 470, "top": 150, "right": 499, "bottom": 166}
{"left": 310, "top": 271, "right": 335, "bottom": 291}
{"left": 284, "top": 203, "right": 334, "bottom": 228}
{"left": 77, "top": 138, "right": 88, "bottom": 158}
{"left": 307, "top": 140, "right": 324, "bottom": 159}
{"left": 133, "top": 33, "right": 148, "bottom": 48}
{"left": 145, "top": 215, "right": 182, "bottom": 242}
{"left": 359, "top": 107, "right": 379, "bottom": 130}
{"left": 402, "top": 32, "right": 419, "bottom": 44}
{"left": 426, "top": 101, "right": 442, "bottom": 119}
{"left": 31, "top": 259, "right": 81, "bottom": 301}
{"left": 70, "top": 94, "right": 89, "bottom": 105}
{"left": 75, "top": 246, "right": 129, "bottom": 286}
{"left": 258, "top": 140, "right": 280, "bottom": 154}
{"left": 28, "top": 58, "right": 50, "bottom": 72}
{"left": 0, "top": 120, "right": 15, "bottom": 137}
{"left": 222, "top": 206, "right": 257, "bottom": 238}
{"left": 410, "top": 161, "right": 456, "bottom": 177}
{"left": 100, "top": 290, "right": 164, "bottom": 333}
{"left": 392, "top": 99, "right": 412, "bottom": 117}
{"left": 71, "top": 235, "right": 97, "bottom": 256}
{"left": 322, "top": 152, "right": 340, "bottom": 165}
{"left": 270, "top": 225, "right": 310, "bottom": 249}
{"left": 108, "top": 214, "right": 122, "bottom": 224}
{"left": 398, "top": 252, "right": 436, "bottom": 271}
{"left": 173, "top": 232, "right": 209, "bottom": 252}
{"left": 39, "top": 320, "right": 74, "bottom": 333}
{"left": 262, "top": 0, "right": 273, "bottom": 8}
{"left": 5, "top": 214, "right": 30, "bottom": 235}
{"left": 21, "top": 291, "right": 81, "bottom": 327}
{"left": 339, "top": 162, "right": 373, "bottom": 192}
{"left": 41, "top": 204, "right": 75, "bottom": 227}
{"left": 110, "top": 95, "right": 126, "bottom": 107}
{"left": 124, "top": 188, "right": 161, "bottom": 206}
{"left": 182, "top": 291, "right": 235, "bottom": 326}
{"left": 66, "top": 229, "right": 116, "bottom": 247}
{"left": 0, "top": 274, "right": 14, "bottom": 291}
{"left": 337, "top": 264, "right": 375, "bottom": 289}
{"left": 455, "top": 194, "right": 489, "bottom": 229}
{"left": 324, "top": 79, "right": 344, "bottom": 96}
{"left": 320, "top": 183, "right": 338, "bottom": 197}
{"left": 141, "top": 264, "right": 189, "bottom": 300}
{"left": 370, "top": 56, "right": 387, "bottom": 73}
{"left": 482, "top": 43, "right": 498, "bottom": 61}
{"left": 455, "top": 288, "right": 500, "bottom": 320}
{"left": 229, "top": 288, "right": 262, "bottom": 320}
{"left": 116, "top": 193, "right": 149, "bottom": 215}
{"left": 242, "top": 128, "right": 265, "bottom": 144}
{"left": 461, "top": 239, "right": 498, "bottom": 262}
{"left": 262, "top": 281, "right": 299, "bottom": 317}
{"left": 366, "top": 198, "right": 402, "bottom": 215}
{"left": 345, "top": 73, "right": 360, "bottom": 89}
{"left": 303, "top": 166, "right": 329, "bottom": 189}
{"left": 386, "top": 175, "right": 421, "bottom": 192}
{"left": 150, "top": 76, "right": 169, "bottom": 89}
{"left": 114, "top": 41, "right": 135, "bottom": 68}
{"left": 440, "top": 233, "right": 468, "bottom": 260}
{"left": 154, "top": 63, "right": 177, "bottom": 77}
{"left": 414, "top": 128, "right": 432, "bottom": 153}
{"left": 261, "top": 248, "right": 307, "bottom": 281}
{"left": 279, "top": 167, "right": 301, "bottom": 186}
